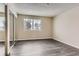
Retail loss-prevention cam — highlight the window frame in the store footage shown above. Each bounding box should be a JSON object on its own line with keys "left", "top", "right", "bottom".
{"left": 24, "top": 18, "right": 42, "bottom": 31}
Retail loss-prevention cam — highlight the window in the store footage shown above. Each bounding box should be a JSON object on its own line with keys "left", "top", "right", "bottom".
{"left": 24, "top": 18, "right": 41, "bottom": 31}
{"left": 0, "top": 17, "right": 5, "bottom": 31}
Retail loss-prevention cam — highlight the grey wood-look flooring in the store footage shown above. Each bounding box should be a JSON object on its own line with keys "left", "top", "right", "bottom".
{"left": 1, "top": 39, "right": 79, "bottom": 56}
{"left": 11, "top": 39, "right": 79, "bottom": 56}
{"left": 0, "top": 42, "right": 4, "bottom": 56}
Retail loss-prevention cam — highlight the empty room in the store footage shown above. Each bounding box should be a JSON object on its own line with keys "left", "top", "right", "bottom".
{"left": 0, "top": 3, "right": 79, "bottom": 56}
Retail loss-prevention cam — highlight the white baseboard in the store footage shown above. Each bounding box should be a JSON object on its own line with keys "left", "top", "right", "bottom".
{"left": 0, "top": 37, "right": 52, "bottom": 42}
{"left": 53, "top": 37, "right": 79, "bottom": 49}
{"left": 0, "top": 39, "right": 4, "bottom": 42}
{"left": 15, "top": 37, "right": 52, "bottom": 41}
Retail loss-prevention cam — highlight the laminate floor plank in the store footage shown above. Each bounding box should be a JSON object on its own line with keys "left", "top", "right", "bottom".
{"left": 10, "top": 39, "right": 79, "bottom": 56}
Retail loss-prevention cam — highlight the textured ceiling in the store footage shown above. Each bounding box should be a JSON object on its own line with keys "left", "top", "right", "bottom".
{"left": 14, "top": 3, "right": 79, "bottom": 17}
{"left": 0, "top": 3, "right": 79, "bottom": 17}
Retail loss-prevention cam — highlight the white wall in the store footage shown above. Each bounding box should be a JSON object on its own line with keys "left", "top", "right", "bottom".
{"left": 52, "top": 6, "right": 79, "bottom": 49}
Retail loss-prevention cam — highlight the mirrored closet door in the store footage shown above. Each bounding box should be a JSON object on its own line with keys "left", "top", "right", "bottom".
{"left": 5, "top": 4, "right": 16, "bottom": 56}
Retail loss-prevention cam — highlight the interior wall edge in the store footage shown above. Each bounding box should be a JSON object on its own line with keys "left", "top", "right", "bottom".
{"left": 17, "top": 13, "right": 53, "bottom": 18}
